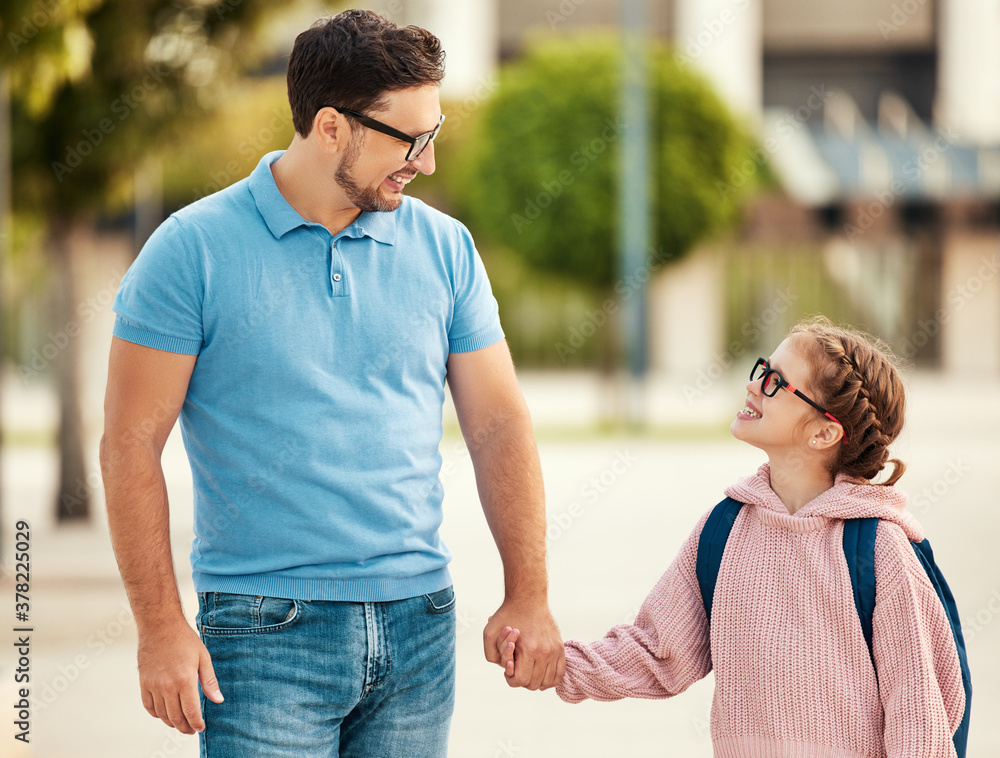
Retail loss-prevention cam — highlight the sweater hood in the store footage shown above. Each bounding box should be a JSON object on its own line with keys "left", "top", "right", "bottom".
{"left": 724, "top": 462, "right": 924, "bottom": 541}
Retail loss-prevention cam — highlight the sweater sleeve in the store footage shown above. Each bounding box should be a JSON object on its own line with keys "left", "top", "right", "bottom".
{"left": 873, "top": 522, "right": 965, "bottom": 758}
{"left": 556, "top": 513, "right": 712, "bottom": 703}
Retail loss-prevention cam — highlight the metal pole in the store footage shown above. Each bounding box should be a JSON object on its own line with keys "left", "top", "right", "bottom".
{"left": 619, "top": 0, "right": 650, "bottom": 424}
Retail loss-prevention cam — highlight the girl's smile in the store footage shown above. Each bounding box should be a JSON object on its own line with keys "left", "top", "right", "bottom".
{"left": 737, "top": 398, "right": 762, "bottom": 420}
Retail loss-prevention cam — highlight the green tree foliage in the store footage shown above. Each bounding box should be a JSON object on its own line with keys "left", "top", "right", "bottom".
{"left": 0, "top": 0, "right": 293, "bottom": 522}
{"left": 2, "top": 0, "right": 288, "bottom": 217}
{"left": 453, "top": 35, "right": 757, "bottom": 290}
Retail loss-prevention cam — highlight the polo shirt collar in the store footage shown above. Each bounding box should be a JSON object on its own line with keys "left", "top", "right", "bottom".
{"left": 249, "top": 151, "right": 307, "bottom": 239}
{"left": 249, "top": 150, "right": 397, "bottom": 246}
{"left": 347, "top": 206, "right": 396, "bottom": 246}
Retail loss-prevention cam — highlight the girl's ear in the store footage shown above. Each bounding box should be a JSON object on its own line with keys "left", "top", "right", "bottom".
{"left": 810, "top": 422, "right": 844, "bottom": 451}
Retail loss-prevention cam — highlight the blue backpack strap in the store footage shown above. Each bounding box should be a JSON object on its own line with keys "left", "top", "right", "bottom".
{"left": 845, "top": 522, "right": 971, "bottom": 758}
{"left": 911, "top": 538, "right": 972, "bottom": 758}
{"left": 696, "top": 497, "right": 745, "bottom": 625}
{"left": 842, "top": 518, "right": 878, "bottom": 669}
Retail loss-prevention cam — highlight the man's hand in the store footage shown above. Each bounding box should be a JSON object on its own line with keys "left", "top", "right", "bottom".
{"left": 138, "top": 618, "right": 223, "bottom": 734}
{"left": 484, "top": 598, "right": 565, "bottom": 690}
{"left": 495, "top": 626, "right": 519, "bottom": 678}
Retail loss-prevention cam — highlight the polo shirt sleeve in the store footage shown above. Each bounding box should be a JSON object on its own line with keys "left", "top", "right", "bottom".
{"left": 112, "top": 215, "right": 204, "bottom": 355}
{"left": 447, "top": 221, "right": 504, "bottom": 354}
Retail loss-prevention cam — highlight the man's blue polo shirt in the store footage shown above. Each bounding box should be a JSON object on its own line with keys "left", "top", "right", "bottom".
{"left": 112, "top": 150, "right": 504, "bottom": 602}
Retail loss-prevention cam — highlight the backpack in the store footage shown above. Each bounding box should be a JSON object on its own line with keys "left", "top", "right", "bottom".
{"left": 695, "top": 497, "right": 972, "bottom": 757}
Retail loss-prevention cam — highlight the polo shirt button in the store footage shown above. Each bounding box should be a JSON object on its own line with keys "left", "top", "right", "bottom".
{"left": 333, "top": 273, "right": 342, "bottom": 282}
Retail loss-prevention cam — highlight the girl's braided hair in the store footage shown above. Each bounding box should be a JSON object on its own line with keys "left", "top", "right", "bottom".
{"left": 791, "top": 317, "right": 907, "bottom": 486}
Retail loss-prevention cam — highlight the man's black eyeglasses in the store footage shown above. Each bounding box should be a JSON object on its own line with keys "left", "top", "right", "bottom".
{"left": 334, "top": 108, "right": 444, "bottom": 162}
{"left": 750, "top": 358, "right": 848, "bottom": 444}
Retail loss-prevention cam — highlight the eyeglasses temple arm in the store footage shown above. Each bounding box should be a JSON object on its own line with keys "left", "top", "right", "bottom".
{"left": 789, "top": 387, "right": 849, "bottom": 443}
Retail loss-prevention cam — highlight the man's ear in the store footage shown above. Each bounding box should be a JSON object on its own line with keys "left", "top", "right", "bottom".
{"left": 312, "top": 107, "right": 351, "bottom": 155}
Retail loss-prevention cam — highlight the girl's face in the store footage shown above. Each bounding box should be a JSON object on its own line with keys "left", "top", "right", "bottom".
{"left": 730, "top": 335, "right": 831, "bottom": 454}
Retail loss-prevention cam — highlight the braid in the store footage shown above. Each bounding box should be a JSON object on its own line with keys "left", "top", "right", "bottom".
{"left": 791, "top": 318, "right": 907, "bottom": 486}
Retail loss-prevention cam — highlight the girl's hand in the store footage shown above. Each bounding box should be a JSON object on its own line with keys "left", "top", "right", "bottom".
{"left": 495, "top": 626, "right": 520, "bottom": 678}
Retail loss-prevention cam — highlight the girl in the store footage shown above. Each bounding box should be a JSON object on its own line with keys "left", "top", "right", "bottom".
{"left": 498, "top": 318, "right": 966, "bottom": 757}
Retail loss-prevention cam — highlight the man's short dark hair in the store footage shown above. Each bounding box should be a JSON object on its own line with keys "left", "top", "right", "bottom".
{"left": 287, "top": 10, "right": 446, "bottom": 138}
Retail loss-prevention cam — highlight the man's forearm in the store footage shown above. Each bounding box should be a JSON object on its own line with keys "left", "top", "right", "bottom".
{"left": 100, "top": 436, "right": 186, "bottom": 629}
{"left": 471, "top": 406, "right": 565, "bottom": 689}
{"left": 468, "top": 409, "right": 548, "bottom": 599}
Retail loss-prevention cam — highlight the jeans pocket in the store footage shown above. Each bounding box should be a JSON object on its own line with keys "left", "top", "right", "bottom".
{"left": 423, "top": 585, "right": 456, "bottom": 614}
{"left": 200, "top": 592, "right": 302, "bottom": 636}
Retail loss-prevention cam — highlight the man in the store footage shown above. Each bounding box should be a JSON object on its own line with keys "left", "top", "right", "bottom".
{"left": 100, "top": 10, "right": 563, "bottom": 756}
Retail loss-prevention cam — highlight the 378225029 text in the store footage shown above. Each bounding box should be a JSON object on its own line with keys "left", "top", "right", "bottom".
{"left": 13, "top": 519, "right": 32, "bottom": 744}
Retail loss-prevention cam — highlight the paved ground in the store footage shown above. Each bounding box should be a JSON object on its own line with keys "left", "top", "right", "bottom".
{"left": 2, "top": 370, "right": 998, "bottom": 757}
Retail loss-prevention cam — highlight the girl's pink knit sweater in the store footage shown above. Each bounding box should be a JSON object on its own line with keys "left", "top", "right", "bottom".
{"left": 556, "top": 464, "right": 966, "bottom": 757}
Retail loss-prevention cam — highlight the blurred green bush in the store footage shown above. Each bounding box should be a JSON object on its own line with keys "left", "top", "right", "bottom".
{"left": 447, "top": 34, "right": 758, "bottom": 291}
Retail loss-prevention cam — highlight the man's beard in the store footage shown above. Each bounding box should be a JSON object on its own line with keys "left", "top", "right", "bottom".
{"left": 335, "top": 135, "right": 402, "bottom": 213}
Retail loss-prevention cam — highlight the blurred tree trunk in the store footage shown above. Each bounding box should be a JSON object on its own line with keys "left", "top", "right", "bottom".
{"left": 49, "top": 218, "right": 90, "bottom": 522}
{"left": 0, "top": 71, "right": 9, "bottom": 555}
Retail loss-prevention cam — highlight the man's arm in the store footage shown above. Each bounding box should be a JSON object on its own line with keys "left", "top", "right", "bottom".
{"left": 100, "top": 336, "right": 223, "bottom": 734}
{"left": 446, "top": 339, "right": 565, "bottom": 690}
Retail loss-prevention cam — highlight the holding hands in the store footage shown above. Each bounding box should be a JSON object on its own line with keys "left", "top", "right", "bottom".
{"left": 497, "top": 626, "right": 520, "bottom": 678}
{"left": 495, "top": 624, "right": 561, "bottom": 689}
{"left": 482, "top": 597, "right": 565, "bottom": 690}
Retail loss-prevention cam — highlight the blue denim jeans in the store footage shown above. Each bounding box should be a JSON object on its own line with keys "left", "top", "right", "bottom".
{"left": 196, "top": 587, "right": 456, "bottom": 757}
